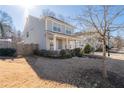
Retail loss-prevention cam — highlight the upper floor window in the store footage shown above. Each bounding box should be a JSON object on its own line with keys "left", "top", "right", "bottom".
{"left": 26, "top": 32, "right": 29, "bottom": 38}
{"left": 53, "top": 23, "right": 61, "bottom": 32}
{"left": 66, "top": 30, "right": 71, "bottom": 34}
{"left": 66, "top": 28, "right": 72, "bottom": 35}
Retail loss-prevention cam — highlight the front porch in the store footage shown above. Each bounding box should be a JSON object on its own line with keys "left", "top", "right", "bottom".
{"left": 46, "top": 31, "right": 81, "bottom": 50}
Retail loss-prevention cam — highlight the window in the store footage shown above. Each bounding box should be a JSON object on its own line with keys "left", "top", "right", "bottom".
{"left": 66, "top": 28, "right": 72, "bottom": 34}
{"left": 66, "top": 30, "right": 71, "bottom": 34}
{"left": 49, "top": 39, "right": 54, "bottom": 50}
{"left": 53, "top": 23, "right": 61, "bottom": 32}
{"left": 26, "top": 32, "right": 29, "bottom": 38}
{"left": 53, "top": 26, "right": 58, "bottom": 31}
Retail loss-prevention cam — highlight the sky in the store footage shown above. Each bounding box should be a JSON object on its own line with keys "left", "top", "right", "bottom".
{"left": 0, "top": 5, "right": 83, "bottom": 31}
{"left": 0, "top": 5, "right": 124, "bottom": 37}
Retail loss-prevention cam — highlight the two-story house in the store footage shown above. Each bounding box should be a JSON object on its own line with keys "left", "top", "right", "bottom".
{"left": 74, "top": 31, "right": 103, "bottom": 50}
{"left": 0, "top": 24, "right": 14, "bottom": 39}
{"left": 23, "top": 15, "right": 80, "bottom": 50}
{"left": 0, "top": 24, "right": 17, "bottom": 48}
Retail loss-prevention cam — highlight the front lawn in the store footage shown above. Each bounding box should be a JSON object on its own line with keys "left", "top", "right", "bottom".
{"left": 0, "top": 53, "right": 124, "bottom": 88}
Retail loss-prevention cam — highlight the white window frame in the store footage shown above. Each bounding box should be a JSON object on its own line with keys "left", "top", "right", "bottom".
{"left": 65, "top": 27, "right": 72, "bottom": 35}
{"left": 53, "top": 22, "right": 61, "bottom": 32}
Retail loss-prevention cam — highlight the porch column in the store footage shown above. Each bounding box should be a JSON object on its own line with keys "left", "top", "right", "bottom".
{"left": 66, "top": 38, "right": 69, "bottom": 49}
{"left": 53, "top": 35, "right": 56, "bottom": 50}
{"left": 45, "top": 32, "right": 48, "bottom": 50}
{"left": 75, "top": 40, "right": 76, "bottom": 48}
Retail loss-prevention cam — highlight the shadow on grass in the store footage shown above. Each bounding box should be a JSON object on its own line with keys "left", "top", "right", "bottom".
{"left": 25, "top": 55, "right": 124, "bottom": 88}
{"left": 0, "top": 56, "right": 24, "bottom": 61}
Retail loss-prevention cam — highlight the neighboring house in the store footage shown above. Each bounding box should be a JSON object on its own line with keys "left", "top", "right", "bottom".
{"left": 0, "top": 24, "right": 17, "bottom": 48}
{"left": 74, "top": 31, "right": 103, "bottom": 50}
{"left": 0, "top": 24, "right": 14, "bottom": 38}
{"left": 110, "top": 36, "right": 124, "bottom": 49}
{"left": 23, "top": 15, "right": 80, "bottom": 50}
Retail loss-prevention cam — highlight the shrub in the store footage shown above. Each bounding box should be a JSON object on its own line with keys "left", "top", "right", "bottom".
{"left": 48, "top": 50, "right": 59, "bottom": 58}
{"left": 33, "top": 49, "right": 40, "bottom": 55}
{"left": 78, "top": 50, "right": 84, "bottom": 57}
{"left": 33, "top": 49, "right": 59, "bottom": 58}
{"left": 95, "top": 47, "right": 103, "bottom": 52}
{"left": 73, "top": 48, "right": 84, "bottom": 57}
{"left": 39, "top": 50, "right": 49, "bottom": 57}
{"left": 59, "top": 49, "right": 72, "bottom": 58}
{"left": 0, "top": 48, "right": 16, "bottom": 57}
{"left": 34, "top": 48, "right": 85, "bottom": 59}
{"left": 70, "top": 49, "right": 75, "bottom": 57}
{"left": 83, "top": 44, "right": 93, "bottom": 54}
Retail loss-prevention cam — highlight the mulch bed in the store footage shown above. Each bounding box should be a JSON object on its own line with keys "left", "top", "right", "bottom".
{"left": 70, "top": 69, "right": 124, "bottom": 88}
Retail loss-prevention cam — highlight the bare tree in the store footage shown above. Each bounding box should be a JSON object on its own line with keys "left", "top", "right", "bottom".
{"left": 42, "top": 9, "right": 56, "bottom": 17}
{"left": 58, "top": 14, "right": 65, "bottom": 21}
{"left": 77, "top": 6, "right": 124, "bottom": 78}
{"left": 114, "top": 35, "right": 123, "bottom": 50}
{"left": 0, "top": 10, "right": 13, "bottom": 38}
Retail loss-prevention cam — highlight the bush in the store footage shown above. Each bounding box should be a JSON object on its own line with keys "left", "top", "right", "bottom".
{"left": 39, "top": 50, "right": 49, "bottom": 57}
{"left": 0, "top": 48, "right": 16, "bottom": 57}
{"left": 59, "top": 49, "right": 72, "bottom": 58}
{"left": 34, "top": 48, "right": 85, "bottom": 59}
{"left": 33, "top": 49, "right": 40, "bottom": 55}
{"left": 78, "top": 50, "right": 84, "bottom": 57}
{"left": 83, "top": 44, "right": 93, "bottom": 54}
{"left": 33, "top": 49, "right": 59, "bottom": 58}
{"left": 70, "top": 49, "right": 75, "bottom": 57}
{"left": 95, "top": 47, "right": 103, "bottom": 52}
{"left": 73, "top": 48, "right": 84, "bottom": 57}
{"left": 48, "top": 50, "right": 59, "bottom": 58}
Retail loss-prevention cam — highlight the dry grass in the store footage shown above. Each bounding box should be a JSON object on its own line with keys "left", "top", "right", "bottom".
{"left": 0, "top": 58, "right": 74, "bottom": 88}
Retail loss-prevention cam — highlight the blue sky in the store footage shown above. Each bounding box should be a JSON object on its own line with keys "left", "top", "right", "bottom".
{"left": 0, "top": 5, "right": 124, "bottom": 37}
{"left": 0, "top": 5, "right": 82, "bottom": 31}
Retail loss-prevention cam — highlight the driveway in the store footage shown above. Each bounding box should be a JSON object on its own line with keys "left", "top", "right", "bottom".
{"left": 94, "top": 52, "right": 124, "bottom": 75}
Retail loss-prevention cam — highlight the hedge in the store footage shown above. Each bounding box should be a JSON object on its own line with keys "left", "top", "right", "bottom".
{"left": 34, "top": 48, "right": 84, "bottom": 59}
{"left": 0, "top": 48, "right": 16, "bottom": 57}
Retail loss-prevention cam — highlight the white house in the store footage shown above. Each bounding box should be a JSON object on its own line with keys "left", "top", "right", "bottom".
{"left": 74, "top": 31, "right": 103, "bottom": 50}
{"left": 0, "top": 24, "right": 14, "bottom": 38}
{"left": 23, "top": 15, "right": 81, "bottom": 50}
{"left": 0, "top": 24, "right": 17, "bottom": 48}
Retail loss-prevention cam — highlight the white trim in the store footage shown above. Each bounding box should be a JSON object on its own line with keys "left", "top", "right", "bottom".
{"left": 45, "top": 18, "right": 47, "bottom": 31}
{"left": 45, "top": 18, "right": 48, "bottom": 50}
{"left": 51, "top": 21, "right": 53, "bottom": 31}
{"left": 53, "top": 35, "right": 56, "bottom": 50}
{"left": 66, "top": 38, "right": 69, "bottom": 49}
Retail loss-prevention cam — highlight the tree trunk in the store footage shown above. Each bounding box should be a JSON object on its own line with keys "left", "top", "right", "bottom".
{"left": 102, "top": 38, "right": 108, "bottom": 78}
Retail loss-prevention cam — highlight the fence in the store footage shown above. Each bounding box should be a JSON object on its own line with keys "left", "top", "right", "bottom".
{"left": 16, "top": 43, "right": 38, "bottom": 56}
{"left": 0, "top": 39, "right": 16, "bottom": 49}
{"left": 0, "top": 39, "right": 38, "bottom": 56}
